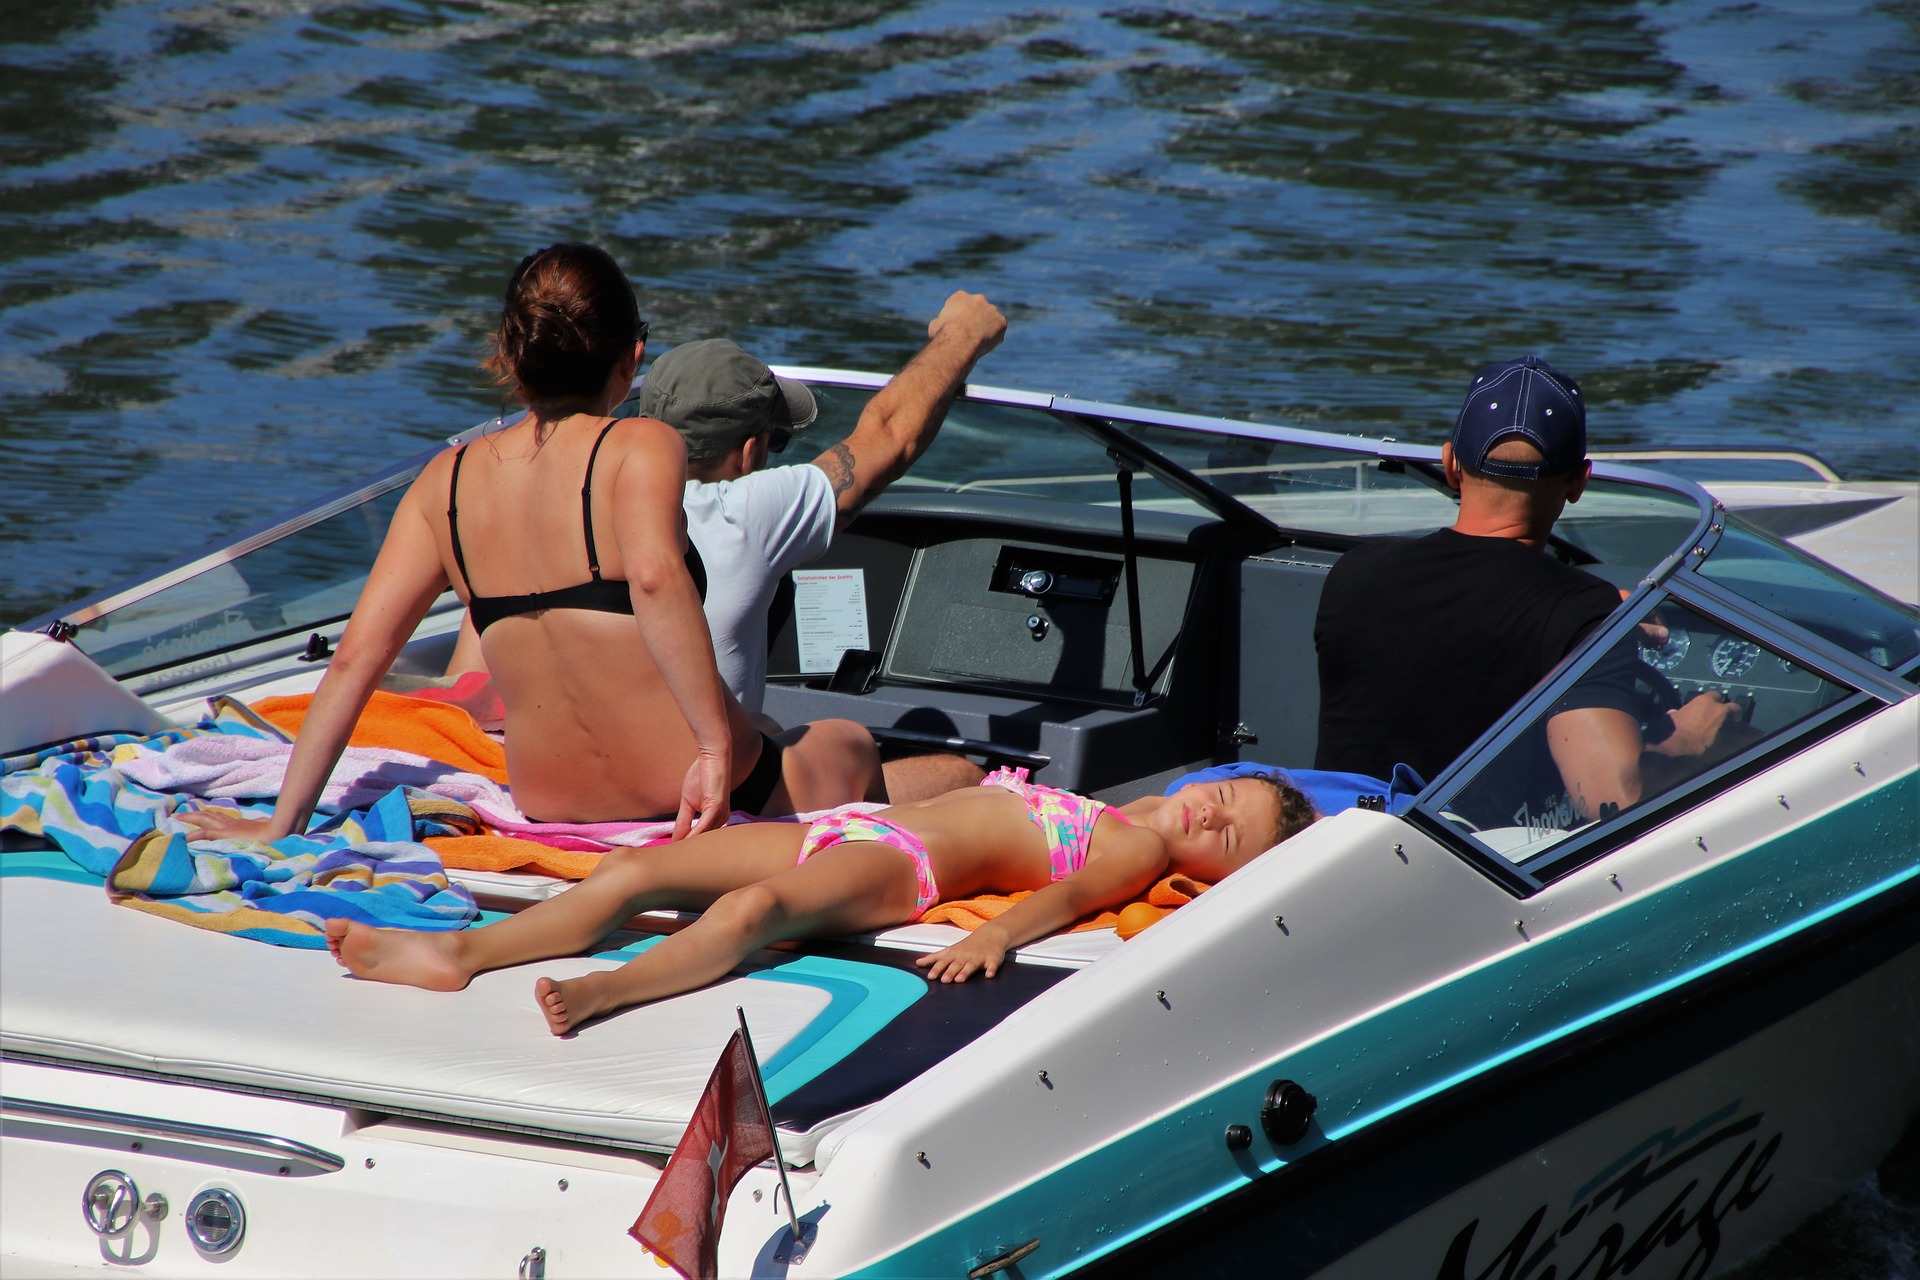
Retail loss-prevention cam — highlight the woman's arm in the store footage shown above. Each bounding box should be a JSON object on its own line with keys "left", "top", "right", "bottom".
{"left": 917, "top": 823, "right": 1167, "bottom": 982}
{"left": 607, "top": 419, "right": 739, "bottom": 839}
{"left": 180, "top": 468, "right": 453, "bottom": 842}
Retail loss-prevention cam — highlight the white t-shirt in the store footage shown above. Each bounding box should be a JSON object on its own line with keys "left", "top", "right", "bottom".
{"left": 684, "top": 463, "right": 837, "bottom": 714}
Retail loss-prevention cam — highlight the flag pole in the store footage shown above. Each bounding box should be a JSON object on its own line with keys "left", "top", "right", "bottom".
{"left": 735, "top": 1006, "right": 803, "bottom": 1243}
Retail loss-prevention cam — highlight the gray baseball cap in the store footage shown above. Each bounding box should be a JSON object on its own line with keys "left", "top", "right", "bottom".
{"left": 638, "top": 338, "right": 817, "bottom": 445}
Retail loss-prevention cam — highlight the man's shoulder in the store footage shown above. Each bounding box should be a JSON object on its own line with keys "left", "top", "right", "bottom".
{"left": 1325, "top": 528, "right": 1449, "bottom": 579}
{"left": 687, "top": 463, "right": 833, "bottom": 510}
{"left": 685, "top": 464, "right": 836, "bottom": 563}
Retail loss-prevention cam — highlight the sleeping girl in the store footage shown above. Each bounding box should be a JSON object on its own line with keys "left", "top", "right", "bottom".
{"left": 327, "top": 767, "right": 1317, "bottom": 1034}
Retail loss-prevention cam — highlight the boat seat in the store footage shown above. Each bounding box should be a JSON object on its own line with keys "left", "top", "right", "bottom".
{"left": 0, "top": 632, "right": 170, "bottom": 756}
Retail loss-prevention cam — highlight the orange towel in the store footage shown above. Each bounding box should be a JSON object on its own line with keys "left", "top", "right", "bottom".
{"left": 919, "top": 873, "right": 1211, "bottom": 939}
{"left": 424, "top": 835, "right": 607, "bottom": 881}
{"left": 251, "top": 690, "right": 509, "bottom": 785}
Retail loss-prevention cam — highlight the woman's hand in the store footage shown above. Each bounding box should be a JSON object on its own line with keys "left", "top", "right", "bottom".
{"left": 176, "top": 804, "right": 282, "bottom": 844}
{"left": 673, "top": 745, "right": 732, "bottom": 840}
{"left": 915, "top": 928, "right": 1009, "bottom": 984}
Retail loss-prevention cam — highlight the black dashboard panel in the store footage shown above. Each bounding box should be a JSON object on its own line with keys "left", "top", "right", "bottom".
{"left": 762, "top": 496, "right": 1233, "bottom": 794}
{"left": 887, "top": 537, "right": 1195, "bottom": 705}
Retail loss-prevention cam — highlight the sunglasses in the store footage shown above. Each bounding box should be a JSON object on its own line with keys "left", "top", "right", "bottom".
{"left": 637, "top": 318, "right": 650, "bottom": 345}
{"left": 766, "top": 426, "right": 792, "bottom": 454}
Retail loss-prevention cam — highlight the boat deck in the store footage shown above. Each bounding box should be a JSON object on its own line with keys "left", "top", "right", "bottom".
{"left": 0, "top": 870, "right": 1080, "bottom": 1162}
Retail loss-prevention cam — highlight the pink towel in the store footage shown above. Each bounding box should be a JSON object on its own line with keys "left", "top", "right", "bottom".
{"left": 125, "top": 724, "right": 879, "bottom": 852}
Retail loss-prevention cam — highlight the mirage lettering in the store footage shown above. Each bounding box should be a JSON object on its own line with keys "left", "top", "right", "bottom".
{"left": 1511, "top": 790, "right": 1581, "bottom": 842}
{"left": 1435, "top": 1112, "right": 1780, "bottom": 1280}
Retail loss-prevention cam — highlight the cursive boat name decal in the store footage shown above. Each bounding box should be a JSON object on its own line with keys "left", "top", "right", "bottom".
{"left": 1434, "top": 1109, "right": 1780, "bottom": 1280}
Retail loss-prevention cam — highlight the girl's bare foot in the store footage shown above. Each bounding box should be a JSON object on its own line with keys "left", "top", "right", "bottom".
{"left": 328, "top": 920, "right": 471, "bottom": 991}
{"left": 535, "top": 973, "right": 622, "bottom": 1036}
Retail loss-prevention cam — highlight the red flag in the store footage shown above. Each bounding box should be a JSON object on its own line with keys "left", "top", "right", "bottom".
{"left": 631, "top": 1030, "right": 777, "bottom": 1279}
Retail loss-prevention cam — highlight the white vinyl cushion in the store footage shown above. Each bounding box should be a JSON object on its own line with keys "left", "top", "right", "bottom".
{"left": 0, "top": 631, "right": 170, "bottom": 754}
{"left": 0, "top": 876, "right": 828, "bottom": 1151}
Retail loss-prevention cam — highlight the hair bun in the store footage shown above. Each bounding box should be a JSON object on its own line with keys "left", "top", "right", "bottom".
{"left": 485, "top": 244, "right": 640, "bottom": 413}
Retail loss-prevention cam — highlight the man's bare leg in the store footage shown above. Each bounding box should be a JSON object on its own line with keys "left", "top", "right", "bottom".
{"left": 765, "top": 718, "right": 888, "bottom": 811}
{"left": 881, "top": 752, "right": 984, "bottom": 802}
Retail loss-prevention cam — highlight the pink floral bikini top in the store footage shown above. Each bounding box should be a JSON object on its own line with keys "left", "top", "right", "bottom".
{"left": 979, "top": 766, "right": 1132, "bottom": 881}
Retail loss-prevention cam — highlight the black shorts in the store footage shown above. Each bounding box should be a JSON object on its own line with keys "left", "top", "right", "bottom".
{"left": 727, "top": 732, "right": 785, "bottom": 816}
{"left": 526, "top": 732, "right": 785, "bottom": 825}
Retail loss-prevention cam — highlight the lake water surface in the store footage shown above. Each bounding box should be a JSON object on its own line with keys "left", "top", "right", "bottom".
{"left": 1, "top": 1, "right": 1916, "bottom": 1270}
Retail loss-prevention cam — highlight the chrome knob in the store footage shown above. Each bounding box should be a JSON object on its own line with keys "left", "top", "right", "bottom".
{"left": 82, "top": 1171, "right": 140, "bottom": 1237}
{"left": 1018, "top": 569, "right": 1054, "bottom": 596}
{"left": 185, "top": 1188, "right": 246, "bottom": 1255}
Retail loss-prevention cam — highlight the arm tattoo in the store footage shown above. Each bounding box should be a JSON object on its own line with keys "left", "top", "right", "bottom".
{"left": 820, "top": 442, "right": 858, "bottom": 501}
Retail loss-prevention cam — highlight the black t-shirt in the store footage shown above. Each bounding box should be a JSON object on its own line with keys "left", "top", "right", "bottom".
{"left": 1313, "top": 528, "right": 1622, "bottom": 782}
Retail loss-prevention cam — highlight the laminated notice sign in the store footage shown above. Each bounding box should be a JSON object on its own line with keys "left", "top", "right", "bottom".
{"left": 792, "top": 569, "right": 870, "bottom": 673}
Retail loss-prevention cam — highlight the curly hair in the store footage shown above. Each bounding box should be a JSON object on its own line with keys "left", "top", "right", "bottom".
{"left": 1240, "top": 769, "right": 1319, "bottom": 851}
{"left": 483, "top": 244, "right": 642, "bottom": 424}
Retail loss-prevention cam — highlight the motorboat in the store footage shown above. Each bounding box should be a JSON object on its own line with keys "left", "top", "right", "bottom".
{"left": 3, "top": 373, "right": 1916, "bottom": 1278}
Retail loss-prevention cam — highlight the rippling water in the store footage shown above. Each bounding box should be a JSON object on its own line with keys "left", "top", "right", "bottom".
{"left": 4, "top": 0, "right": 1918, "bottom": 626}
{"left": 2, "top": 2, "right": 1917, "bottom": 1269}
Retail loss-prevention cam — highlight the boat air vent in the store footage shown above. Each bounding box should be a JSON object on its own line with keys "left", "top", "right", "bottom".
{"left": 185, "top": 1188, "right": 246, "bottom": 1255}
{"left": 1261, "top": 1080, "right": 1317, "bottom": 1146}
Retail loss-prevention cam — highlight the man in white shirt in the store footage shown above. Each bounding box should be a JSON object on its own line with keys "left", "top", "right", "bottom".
{"left": 641, "top": 291, "right": 1005, "bottom": 799}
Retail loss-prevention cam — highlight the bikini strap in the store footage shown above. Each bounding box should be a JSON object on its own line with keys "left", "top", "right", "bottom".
{"left": 581, "top": 420, "right": 620, "bottom": 580}
{"left": 446, "top": 444, "right": 475, "bottom": 594}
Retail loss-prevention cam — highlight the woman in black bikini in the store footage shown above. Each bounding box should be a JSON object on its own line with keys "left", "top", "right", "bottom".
{"left": 184, "top": 245, "right": 881, "bottom": 842}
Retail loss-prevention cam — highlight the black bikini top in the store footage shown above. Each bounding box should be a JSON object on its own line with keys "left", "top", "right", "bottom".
{"left": 448, "top": 421, "right": 707, "bottom": 635}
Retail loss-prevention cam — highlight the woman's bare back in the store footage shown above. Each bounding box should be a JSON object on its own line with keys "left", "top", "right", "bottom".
{"left": 423, "top": 416, "right": 755, "bottom": 821}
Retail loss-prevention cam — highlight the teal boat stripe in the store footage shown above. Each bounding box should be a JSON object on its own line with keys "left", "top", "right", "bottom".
{"left": 1327, "top": 855, "right": 1920, "bottom": 1143}
{"left": 853, "top": 769, "right": 1917, "bottom": 1278}
{"left": 0, "top": 850, "right": 103, "bottom": 885}
{"left": 588, "top": 941, "right": 925, "bottom": 1101}
{"left": 749, "top": 957, "right": 926, "bottom": 1101}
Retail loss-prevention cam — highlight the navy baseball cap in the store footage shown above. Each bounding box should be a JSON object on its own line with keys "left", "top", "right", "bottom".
{"left": 1450, "top": 356, "right": 1587, "bottom": 480}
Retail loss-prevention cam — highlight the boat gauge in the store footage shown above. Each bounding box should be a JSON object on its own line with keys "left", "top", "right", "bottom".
{"left": 1711, "top": 637, "right": 1762, "bottom": 679}
{"left": 1638, "top": 628, "right": 1691, "bottom": 671}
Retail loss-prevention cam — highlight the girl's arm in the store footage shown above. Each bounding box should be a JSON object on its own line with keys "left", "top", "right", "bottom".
{"left": 607, "top": 419, "right": 738, "bottom": 839}
{"left": 180, "top": 466, "right": 453, "bottom": 842}
{"left": 917, "top": 823, "right": 1167, "bottom": 983}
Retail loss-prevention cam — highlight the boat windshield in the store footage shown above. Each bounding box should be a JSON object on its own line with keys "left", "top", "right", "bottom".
{"left": 801, "top": 387, "right": 1227, "bottom": 516}
{"left": 1545, "top": 482, "right": 1705, "bottom": 571}
{"left": 1429, "top": 592, "right": 1856, "bottom": 875}
{"left": 37, "top": 378, "right": 1751, "bottom": 685}
{"left": 1105, "top": 423, "right": 1458, "bottom": 538}
{"left": 1696, "top": 517, "right": 1920, "bottom": 671}
{"left": 802, "top": 388, "right": 1713, "bottom": 575}
{"left": 57, "top": 481, "right": 416, "bottom": 680}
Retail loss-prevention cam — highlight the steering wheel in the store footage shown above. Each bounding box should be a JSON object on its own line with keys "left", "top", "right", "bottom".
{"left": 1631, "top": 657, "right": 1685, "bottom": 744}
{"left": 1633, "top": 658, "right": 1683, "bottom": 715}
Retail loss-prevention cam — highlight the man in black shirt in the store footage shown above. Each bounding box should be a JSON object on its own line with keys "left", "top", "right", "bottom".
{"left": 1314, "top": 356, "right": 1740, "bottom": 802}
